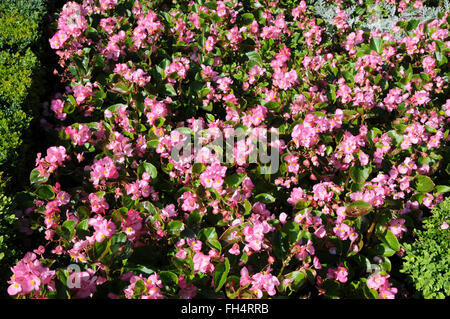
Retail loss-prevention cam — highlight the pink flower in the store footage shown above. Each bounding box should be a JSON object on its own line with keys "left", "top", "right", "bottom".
{"left": 199, "top": 163, "right": 227, "bottom": 191}
{"left": 388, "top": 218, "right": 407, "bottom": 238}
{"left": 180, "top": 191, "right": 199, "bottom": 212}
{"left": 229, "top": 243, "right": 240, "bottom": 255}
{"left": 90, "top": 157, "right": 120, "bottom": 186}
{"left": 88, "top": 215, "right": 116, "bottom": 242}
{"left": 287, "top": 187, "right": 306, "bottom": 206}
{"left": 121, "top": 209, "right": 143, "bottom": 241}
{"left": 179, "top": 276, "right": 197, "bottom": 299}
{"left": 50, "top": 98, "right": 66, "bottom": 120}
{"left": 327, "top": 266, "right": 348, "bottom": 283}
{"left": 422, "top": 56, "right": 435, "bottom": 73}
{"left": 422, "top": 193, "right": 434, "bottom": 209}
{"left": 193, "top": 252, "right": 214, "bottom": 274}
{"left": 334, "top": 223, "right": 351, "bottom": 240}
{"left": 292, "top": 122, "right": 319, "bottom": 148}
{"left": 441, "top": 222, "right": 449, "bottom": 230}
{"left": 72, "top": 83, "right": 93, "bottom": 105}
{"left": 7, "top": 252, "right": 56, "bottom": 296}
{"left": 248, "top": 271, "right": 280, "bottom": 298}
{"left": 413, "top": 90, "right": 430, "bottom": 105}
{"left": 204, "top": 36, "right": 216, "bottom": 52}
{"left": 45, "top": 146, "right": 67, "bottom": 167}
{"left": 367, "top": 273, "right": 387, "bottom": 290}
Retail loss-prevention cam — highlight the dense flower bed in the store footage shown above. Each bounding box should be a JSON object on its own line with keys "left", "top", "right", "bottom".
{"left": 6, "top": 0, "right": 450, "bottom": 299}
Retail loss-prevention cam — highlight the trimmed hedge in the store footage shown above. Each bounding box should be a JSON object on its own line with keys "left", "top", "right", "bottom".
{"left": 0, "top": 0, "right": 54, "bottom": 299}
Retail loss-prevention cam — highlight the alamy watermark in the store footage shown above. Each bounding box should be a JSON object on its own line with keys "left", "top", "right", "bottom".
{"left": 169, "top": 125, "right": 280, "bottom": 174}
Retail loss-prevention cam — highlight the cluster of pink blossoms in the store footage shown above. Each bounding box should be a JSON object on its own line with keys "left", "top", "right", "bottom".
{"left": 35, "top": 146, "right": 68, "bottom": 178}
{"left": 89, "top": 156, "right": 120, "bottom": 186}
{"left": 240, "top": 267, "right": 280, "bottom": 298}
{"left": 8, "top": 253, "right": 56, "bottom": 297}
{"left": 367, "top": 273, "right": 398, "bottom": 299}
{"left": 123, "top": 273, "right": 163, "bottom": 299}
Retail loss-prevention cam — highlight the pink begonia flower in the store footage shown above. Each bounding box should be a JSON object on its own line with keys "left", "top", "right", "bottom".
{"left": 179, "top": 191, "right": 199, "bottom": 212}
{"left": 279, "top": 212, "right": 287, "bottom": 224}
{"left": 199, "top": 162, "right": 227, "bottom": 191}
{"left": 55, "top": 191, "right": 70, "bottom": 206}
{"left": 388, "top": 218, "right": 407, "bottom": 238}
{"left": 7, "top": 252, "right": 56, "bottom": 296}
{"left": 327, "top": 266, "right": 348, "bottom": 283}
{"left": 367, "top": 273, "right": 388, "bottom": 290}
{"left": 229, "top": 243, "right": 241, "bottom": 255}
{"left": 89, "top": 193, "right": 110, "bottom": 214}
{"left": 45, "top": 146, "right": 67, "bottom": 167}
{"left": 441, "top": 222, "right": 449, "bottom": 230}
{"left": 175, "top": 249, "right": 187, "bottom": 259}
{"left": 88, "top": 215, "right": 116, "bottom": 242}
{"left": 179, "top": 276, "right": 197, "bottom": 299}
{"left": 50, "top": 98, "right": 66, "bottom": 120}
{"left": 248, "top": 271, "right": 280, "bottom": 299}
{"left": 413, "top": 90, "right": 430, "bottom": 105}
{"left": 121, "top": 209, "right": 143, "bottom": 241}
{"left": 313, "top": 256, "right": 322, "bottom": 269}
{"left": 422, "top": 193, "right": 434, "bottom": 209}
{"left": 90, "top": 156, "right": 120, "bottom": 186}
{"left": 287, "top": 187, "right": 306, "bottom": 206}
{"left": 193, "top": 252, "right": 214, "bottom": 274}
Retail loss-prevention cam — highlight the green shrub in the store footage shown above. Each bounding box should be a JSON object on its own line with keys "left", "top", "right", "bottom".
{"left": 0, "top": 192, "right": 19, "bottom": 264}
{"left": 0, "top": 107, "right": 31, "bottom": 165}
{"left": 0, "top": 0, "right": 47, "bottom": 24}
{"left": 0, "top": 49, "right": 38, "bottom": 107}
{"left": 401, "top": 197, "right": 450, "bottom": 299}
{"left": 0, "top": 8, "right": 39, "bottom": 52}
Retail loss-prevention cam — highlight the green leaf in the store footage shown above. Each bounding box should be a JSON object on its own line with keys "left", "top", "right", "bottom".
{"left": 207, "top": 238, "right": 222, "bottom": 252}
{"left": 134, "top": 279, "right": 146, "bottom": 295}
{"left": 214, "top": 257, "right": 230, "bottom": 292}
{"left": 198, "top": 227, "right": 218, "bottom": 241}
{"left": 225, "top": 173, "right": 246, "bottom": 188}
{"left": 346, "top": 201, "right": 372, "bottom": 217}
{"left": 159, "top": 271, "right": 179, "bottom": 287}
{"left": 241, "top": 13, "right": 255, "bottom": 24}
{"left": 435, "top": 52, "right": 448, "bottom": 66}
{"left": 370, "top": 37, "right": 384, "bottom": 54}
{"left": 110, "top": 232, "right": 128, "bottom": 253}
{"left": 350, "top": 165, "right": 372, "bottom": 184}
{"left": 370, "top": 243, "right": 396, "bottom": 257}
{"left": 380, "top": 230, "right": 400, "bottom": 252}
{"left": 254, "top": 193, "right": 275, "bottom": 204}
{"left": 265, "top": 101, "right": 280, "bottom": 110}
{"left": 192, "top": 163, "right": 206, "bottom": 174}
{"left": 30, "top": 169, "right": 48, "bottom": 184}
{"left": 245, "top": 51, "right": 263, "bottom": 67}
{"left": 164, "top": 84, "right": 177, "bottom": 96}
{"left": 93, "top": 238, "right": 111, "bottom": 261}
{"left": 435, "top": 185, "right": 450, "bottom": 194}
{"left": 414, "top": 175, "right": 435, "bottom": 193}
{"left": 406, "top": 19, "right": 420, "bottom": 31}
{"left": 36, "top": 185, "right": 55, "bottom": 200}
{"left": 138, "top": 161, "right": 158, "bottom": 179}
{"left": 58, "top": 220, "right": 76, "bottom": 241}
{"left": 295, "top": 200, "right": 311, "bottom": 210}
{"left": 282, "top": 221, "right": 301, "bottom": 244}
{"left": 284, "top": 271, "right": 307, "bottom": 291}
{"left": 110, "top": 82, "right": 131, "bottom": 95}
{"left": 76, "top": 219, "right": 90, "bottom": 239}
{"left": 328, "top": 84, "right": 336, "bottom": 103}
{"left": 167, "top": 220, "right": 185, "bottom": 235}
{"left": 243, "top": 199, "right": 252, "bottom": 215}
